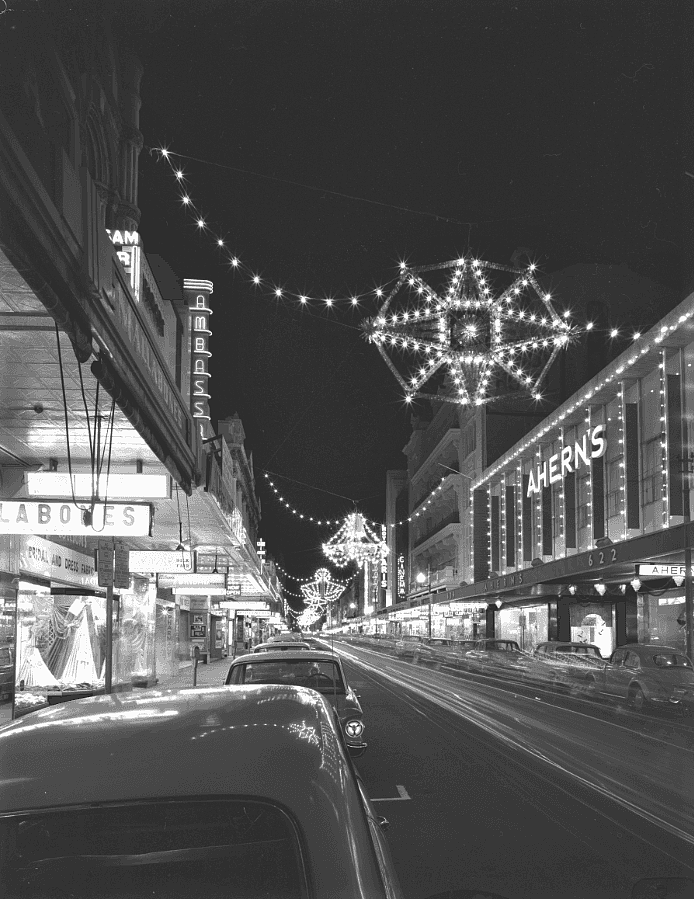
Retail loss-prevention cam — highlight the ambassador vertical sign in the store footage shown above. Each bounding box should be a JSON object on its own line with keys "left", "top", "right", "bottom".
{"left": 184, "top": 279, "right": 213, "bottom": 432}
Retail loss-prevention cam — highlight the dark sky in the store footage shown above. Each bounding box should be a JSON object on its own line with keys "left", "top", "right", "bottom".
{"left": 124, "top": 0, "right": 689, "bottom": 601}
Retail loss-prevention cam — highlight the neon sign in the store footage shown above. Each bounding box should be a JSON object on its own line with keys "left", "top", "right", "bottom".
{"left": 107, "top": 229, "right": 141, "bottom": 300}
{"left": 527, "top": 425, "right": 606, "bottom": 495}
{"left": 184, "top": 279, "right": 213, "bottom": 427}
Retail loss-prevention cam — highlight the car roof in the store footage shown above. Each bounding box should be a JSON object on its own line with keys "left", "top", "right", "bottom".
{"left": 0, "top": 685, "right": 385, "bottom": 897}
{"left": 537, "top": 642, "right": 601, "bottom": 650}
{"left": 253, "top": 641, "right": 311, "bottom": 651}
{"left": 231, "top": 649, "right": 341, "bottom": 665}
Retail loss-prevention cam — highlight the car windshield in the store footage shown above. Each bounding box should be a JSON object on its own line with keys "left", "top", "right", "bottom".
{"left": 227, "top": 659, "right": 346, "bottom": 693}
{"left": 0, "top": 800, "right": 307, "bottom": 899}
{"left": 485, "top": 642, "right": 519, "bottom": 652}
{"left": 653, "top": 653, "right": 693, "bottom": 669}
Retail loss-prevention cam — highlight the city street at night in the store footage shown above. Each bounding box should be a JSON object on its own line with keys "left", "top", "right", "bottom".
{"left": 332, "top": 641, "right": 694, "bottom": 899}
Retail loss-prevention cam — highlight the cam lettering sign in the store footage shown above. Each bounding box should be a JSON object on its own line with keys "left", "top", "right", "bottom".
{"left": 527, "top": 425, "right": 606, "bottom": 496}
{"left": 0, "top": 501, "right": 152, "bottom": 536}
{"left": 20, "top": 535, "right": 98, "bottom": 589}
{"left": 107, "top": 229, "right": 141, "bottom": 301}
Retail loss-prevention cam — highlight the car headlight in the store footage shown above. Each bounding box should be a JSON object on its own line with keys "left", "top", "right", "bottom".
{"left": 344, "top": 718, "right": 364, "bottom": 739}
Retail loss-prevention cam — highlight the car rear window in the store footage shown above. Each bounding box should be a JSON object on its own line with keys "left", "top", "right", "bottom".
{"left": 555, "top": 645, "right": 601, "bottom": 656}
{"left": 1, "top": 799, "right": 307, "bottom": 899}
{"left": 653, "top": 653, "right": 693, "bottom": 669}
{"left": 227, "top": 659, "right": 345, "bottom": 693}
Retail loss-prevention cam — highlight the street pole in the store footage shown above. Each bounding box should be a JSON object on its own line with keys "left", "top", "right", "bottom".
{"left": 427, "top": 565, "right": 432, "bottom": 639}
{"left": 105, "top": 538, "right": 114, "bottom": 694}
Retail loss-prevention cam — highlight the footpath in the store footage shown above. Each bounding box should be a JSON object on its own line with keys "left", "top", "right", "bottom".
{"left": 0, "top": 657, "right": 233, "bottom": 727}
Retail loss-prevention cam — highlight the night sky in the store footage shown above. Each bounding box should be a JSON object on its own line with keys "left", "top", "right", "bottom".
{"left": 124, "top": 0, "right": 690, "bottom": 605}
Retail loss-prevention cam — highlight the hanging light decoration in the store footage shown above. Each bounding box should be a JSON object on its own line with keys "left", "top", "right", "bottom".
{"left": 362, "top": 255, "right": 574, "bottom": 406}
{"left": 323, "top": 512, "right": 389, "bottom": 567}
{"left": 301, "top": 568, "right": 346, "bottom": 607}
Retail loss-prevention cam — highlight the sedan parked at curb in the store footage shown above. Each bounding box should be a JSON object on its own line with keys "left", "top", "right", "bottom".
{"left": 0, "top": 685, "right": 402, "bottom": 899}
{"left": 527, "top": 641, "right": 605, "bottom": 692}
{"left": 463, "top": 639, "right": 529, "bottom": 676}
{"left": 226, "top": 650, "right": 367, "bottom": 756}
{"left": 590, "top": 644, "right": 694, "bottom": 711}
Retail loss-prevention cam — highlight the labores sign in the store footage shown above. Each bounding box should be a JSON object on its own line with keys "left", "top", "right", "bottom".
{"left": 527, "top": 425, "right": 606, "bottom": 496}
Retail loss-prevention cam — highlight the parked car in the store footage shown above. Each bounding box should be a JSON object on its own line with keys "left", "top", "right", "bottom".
{"left": 252, "top": 641, "right": 311, "bottom": 653}
{"left": 0, "top": 685, "right": 401, "bottom": 899}
{"left": 586, "top": 644, "right": 694, "bottom": 711}
{"left": 463, "top": 639, "right": 529, "bottom": 676}
{"left": 427, "top": 639, "right": 479, "bottom": 668}
{"left": 394, "top": 635, "right": 426, "bottom": 659}
{"left": 226, "top": 650, "right": 367, "bottom": 756}
{"left": 527, "top": 641, "right": 605, "bottom": 691}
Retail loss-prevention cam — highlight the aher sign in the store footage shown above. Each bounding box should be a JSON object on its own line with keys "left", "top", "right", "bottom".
{"left": 527, "top": 425, "right": 606, "bottom": 495}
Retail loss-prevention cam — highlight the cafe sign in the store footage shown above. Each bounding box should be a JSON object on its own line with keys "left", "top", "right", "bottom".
{"left": 0, "top": 501, "right": 152, "bottom": 536}
{"left": 130, "top": 551, "right": 194, "bottom": 573}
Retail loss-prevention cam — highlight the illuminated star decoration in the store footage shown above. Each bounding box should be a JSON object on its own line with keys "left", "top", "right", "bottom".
{"left": 323, "top": 513, "right": 389, "bottom": 568}
{"left": 362, "top": 256, "right": 574, "bottom": 406}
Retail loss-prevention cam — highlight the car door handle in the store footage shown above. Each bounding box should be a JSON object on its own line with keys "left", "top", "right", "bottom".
{"left": 377, "top": 816, "right": 390, "bottom": 831}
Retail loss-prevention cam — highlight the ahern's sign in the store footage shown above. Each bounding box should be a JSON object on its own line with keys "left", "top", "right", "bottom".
{"left": 0, "top": 501, "right": 152, "bottom": 536}
{"left": 527, "top": 425, "right": 606, "bottom": 496}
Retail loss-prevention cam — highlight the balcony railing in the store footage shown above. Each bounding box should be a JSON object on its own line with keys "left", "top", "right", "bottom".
{"left": 413, "top": 510, "right": 460, "bottom": 547}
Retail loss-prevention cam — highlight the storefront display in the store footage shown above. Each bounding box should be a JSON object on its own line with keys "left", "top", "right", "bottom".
{"left": 496, "top": 604, "right": 548, "bottom": 652}
{"left": 14, "top": 582, "right": 106, "bottom": 717}
{"left": 569, "top": 601, "right": 615, "bottom": 658}
{"left": 638, "top": 592, "right": 686, "bottom": 653}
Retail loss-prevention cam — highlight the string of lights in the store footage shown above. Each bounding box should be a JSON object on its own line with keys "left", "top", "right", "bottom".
{"left": 153, "top": 147, "right": 393, "bottom": 310}
{"left": 264, "top": 471, "right": 453, "bottom": 528}
{"left": 152, "top": 147, "right": 653, "bottom": 347}
{"left": 273, "top": 560, "right": 356, "bottom": 585}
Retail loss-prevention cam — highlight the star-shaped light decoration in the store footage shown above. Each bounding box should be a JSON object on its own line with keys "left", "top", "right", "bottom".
{"left": 323, "top": 513, "right": 389, "bottom": 568}
{"left": 362, "top": 256, "right": 574, "bottom": 406}
{"left": 300, "top": 568, "right": 346, "bottom": 609}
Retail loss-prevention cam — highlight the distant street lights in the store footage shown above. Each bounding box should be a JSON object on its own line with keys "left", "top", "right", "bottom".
{"left": 416, "top": 567, "right": 432, "bottom": 639}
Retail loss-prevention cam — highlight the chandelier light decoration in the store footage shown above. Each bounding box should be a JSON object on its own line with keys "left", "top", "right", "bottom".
{"left": 323, "top": 513, "right": 389, "bottom": 568}
{"left": 300, "top": 568, "right": 346, "bottom": 608}
{"left": 362, "top": 256, "right": 574, "bottom": 406}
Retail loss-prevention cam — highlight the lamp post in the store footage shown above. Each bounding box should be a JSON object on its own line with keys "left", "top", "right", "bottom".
{"left": 416, "top": 567, "right": 432, "bottom": 639}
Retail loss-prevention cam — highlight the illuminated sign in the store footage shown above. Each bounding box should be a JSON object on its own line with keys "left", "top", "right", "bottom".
{"left": 0, "top": 501, "right": 152, "bottom": 536}
{"left": 219, "top": 601, "right": 270, "bottom": 612}
{"left": 397, "top": 554, "right": 406, "bottom": 599}
{"left": 637, "top": 563, "right": 693, "bottom": 578}
{"left": 172, "top": 586, "right": 227, "bottom": 596}
{"left": 129, "top": 551, "right": 194, "bottom": 573}
{"left": 527, "top": 425, "right": 606, "bottom": 496}
{"left": 19, "top": 535, "right": 98, "bottom": 588}
{"left": 26, "top": 472, "right": 169, "bottom": 499}
{"left": 159, "top": 573, "right": 226, "bottom": 588}
{"left": 107, "top": 229, "right": 141, "bottom": 301}
{"left": 380, "top": 525, "right": 388, "bottom": 588}
{"left": 184, "top": 279, "right": 213, "bottom": 427}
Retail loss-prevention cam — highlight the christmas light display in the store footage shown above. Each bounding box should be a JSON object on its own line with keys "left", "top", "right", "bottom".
{"left": 363, "top": 256, "right": 574, "bottom": 406}
{"left": 323, "top": 513, "right": 389, "bottom": 567}
{"left": 301, "top": 568, "right": 346, "bottom": 607}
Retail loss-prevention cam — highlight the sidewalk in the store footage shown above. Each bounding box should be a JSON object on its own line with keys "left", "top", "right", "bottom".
{"left": 0, "top": 657, "right": 233, "bottom": 727}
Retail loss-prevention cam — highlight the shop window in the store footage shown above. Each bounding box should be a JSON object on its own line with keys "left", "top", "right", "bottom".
{"left": 496, "top": 604, "right": 548, "bottom": 652}
{"left": 638, "top": 593, "right": 686, "bottom": 653}
{"left": 641, "top": 436, "right": 661, "bottom": 506}
{"left": 577, "top": 473, "right": 590, "bottom": 529}
{"left": 606, "top": 458, "right": 622, "bottom": 519}
{"left": 569, "top": 602, "right": 615, "bottom": 658}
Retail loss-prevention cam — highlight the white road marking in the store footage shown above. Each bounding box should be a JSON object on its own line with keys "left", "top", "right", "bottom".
{"left": 372, "top": 785, "right": 411, "bottom": 802}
